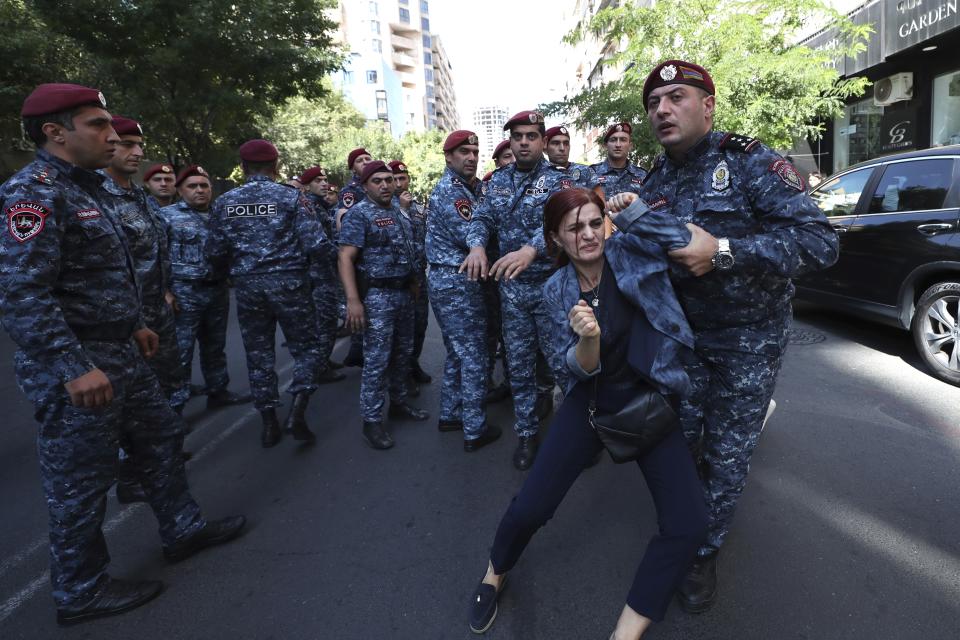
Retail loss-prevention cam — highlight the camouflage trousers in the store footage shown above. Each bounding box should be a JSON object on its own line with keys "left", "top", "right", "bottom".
{"left": 234, "top": 272, "right": 320, "bottom": 411}
{"left": 499, "top": 277, "right": 553, "bottom": 437}
{"left": 361, "top": 286, "right": 414, "bottom": 423}
{"left": 412, "top": 269, "right": 429, "bottom": 360}
{"left": 171, "top": 279, "right": 230, "bottom": 393}
{"left": 679, "top": 321, "right": 787, "bottom": 555}
{"left": 310, "top": 270, "right": 341, "bottom": 367}
{"left": 15, "top": 339, "right": 205, "bottom": 607}
{"left": 428, "top": 266, "right": 489, "bottom": 438}
{"left": 143, "top": 301, "right": 190, "bottom": 410}
{"left": 482, "top": 278, "right": 506, "bottom": 384}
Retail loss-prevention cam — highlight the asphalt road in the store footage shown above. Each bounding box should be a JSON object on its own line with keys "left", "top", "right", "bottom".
{"left": 0, "top": 300, "right": 958, "bottom": 639}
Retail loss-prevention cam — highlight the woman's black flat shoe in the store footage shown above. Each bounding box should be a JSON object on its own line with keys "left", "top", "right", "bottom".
{"left": 468, "top": 576, "right": 506, "bottom": 634}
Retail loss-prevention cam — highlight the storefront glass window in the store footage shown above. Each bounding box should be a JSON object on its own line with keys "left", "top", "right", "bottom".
{"left": 931, "top": 69, "right": 960, "bottom": 148}
{"left": 834, "top": 98, "right": 884, "bottom": 172}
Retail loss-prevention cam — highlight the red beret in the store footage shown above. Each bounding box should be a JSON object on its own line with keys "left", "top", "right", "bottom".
{"left": 238, "top": 139, "right": 278, "bottom": 162}
{"left": 21, "top": 83, "right": 106, "bottom": 117}
{"left": 327, "top": 183, "right": 339, "bottom": 192}
{"left": 481, "top": 170, "right": 494, "bottom": 182}
{"left": 111, "top": 116, "right": 143, "bottom": 137}
{"left": 175, "top": 164, "right": 210, "bottom": 187}
{"left": 503, "top": 110, "right": 545, "bottom": 131}
{"left": 359, "top": 160, "right": 391, "bottom": 184}
{"left": 299, "top": 166, "right": 327, "bottom": 184}
{"left": 143, "top": 163, "right": 175, "bottom": 181}
{"left": 643, "top": 60, "right": 715, "bottom": 109}
{"left": 544, "top": 125, "right": 570, "bottom": 143}
{"left": 443, "top": 130, "right": 479, "bottom": 152}
{"left": 603, "top": 122, "right": 633, "bottom": 143}
{"left": 388, "top": 160, "right": 409, "bottom": 174}
{"left": 492, "top": 139, "right": 511, "bottom": 160}
{"left": 347, "top": 147, "right": 371, "bottom": 169}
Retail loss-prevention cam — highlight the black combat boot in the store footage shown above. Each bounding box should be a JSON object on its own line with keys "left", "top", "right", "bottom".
{"left": 207, "top": 388, "right": 251, "bottom": 410}
{"left": 56, "top": 578, "right": 164, "bottom": 626}
{"left": 116, "top": 481, "right": 148, "bottom": 505}
{"left": 283, "top": 393, "right": 316, "bottom": 443}
{"left": 260, "top": 409, "right": 282, "bottom": 448}
{"left": 677, "top": 551, "right": 719, "bottom": 613}
{"left": 512, "top": 434, "right": 539, "bottom": 471}
{"left": 362, "top": 421, "right": 394, "bottom": 450}
{"left": 411, "top": 361, "right": 432, "bottom": 384}
{"left": 388, "top": 401, "right": 429, "bottom": 421}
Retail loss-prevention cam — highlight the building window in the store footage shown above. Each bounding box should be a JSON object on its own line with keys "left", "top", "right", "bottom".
{"left": 833, "top": 98, "right": 884, "bottom": 172}
{"left": 421, "top": 17, "right": 430, "bottom": 31}
{"left": 424, "top": 68, "right": 434, "bottom": 83}
{"left": 369, "top": 1, "right": 378, "bottom": 14}
{"left": 376, "top": 89, "right": 389, "bottom": 121}
{"left": 427, "top": 101, "right": 436, "bottom": 116}
{"left": 420, "top": 0, "right": 429, "bottom": 13}
{"left": 932, "top": 69, "right": 960, "bottom": 147}
{"left": 367, "top": 70, "right": 378, "bottom": 84}
{"left": 426, "top": 85, "right": 434, "bottom": 98}
{"left": 372, "top": 38, "right": 382, "bottom": 53}
{"left": 370, "top": 20, "right": 380, "bottom": 34}
{"left": 422, "top": 34, "right": 431, "bottom": 48}
{"left": 399, "top": 7, "right": 410, "bottom": 23}
{"left": 423, "top": 51, "right": 432, "bottom": 65}
{"left": 343, "top": 70, "right": 354, "bottom": 84}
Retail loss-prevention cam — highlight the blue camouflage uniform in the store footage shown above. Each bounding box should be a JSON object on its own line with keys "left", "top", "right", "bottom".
{"left": 302, "top": 190, "right": 341, "bottom": 369}
{"left": 0, "top": 149, "right": 205, "bottom": 607}
{"left": 634, "top": 131, "right": 839, "bottom": 555}
{"left": 553, "top": 161, "right": 601, "bottom": 191}
{"left": 426, "top": 167, "right": 489, "bottom": 439}
{"left": 340, "top": 197, "right": 418, "bottom": 422}
{"left": 466, "top": 159, "right": 568, "bottom": 437}
{"left": 99, "top": 173, "right": 189, "bottom": 411}
{"left": 206, "top": 174, "right": 334, "bottom": 411}
{"left": 590, "top": 159, "right": 648, "bottom": 198}
{"left": 337, "top": 176, "right": 366, "bottom": 213}
{"left": 397, "top": 196, "right": 430, "bottom": 363}
{"left": 159, "top": 200, "right": 232, "bottom": 394}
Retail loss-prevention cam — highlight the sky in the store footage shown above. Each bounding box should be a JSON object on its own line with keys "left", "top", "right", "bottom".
{"left": 429, "top": 0, "right": 572, "bottom": 125}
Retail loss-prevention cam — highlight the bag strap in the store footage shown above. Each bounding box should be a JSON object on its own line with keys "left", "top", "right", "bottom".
{"left": 588, "top": 376, "right": 599, "bottom": 425}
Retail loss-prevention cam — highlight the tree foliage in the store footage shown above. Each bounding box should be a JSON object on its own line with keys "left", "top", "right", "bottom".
{"left": 543, "top": 0, "right": 871, "bottom": 164}
{"left": 5, "top": 0, "right": 342, "bottom": 177}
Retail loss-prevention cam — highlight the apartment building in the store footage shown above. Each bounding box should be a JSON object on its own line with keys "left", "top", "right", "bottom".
{"left": 473, "top": 106, "right": 509, "bottom": 164}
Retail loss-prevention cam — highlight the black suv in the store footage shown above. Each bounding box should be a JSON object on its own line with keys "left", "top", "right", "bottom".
{"left": 795, "top": 145, "right": 960, "bottom": 385}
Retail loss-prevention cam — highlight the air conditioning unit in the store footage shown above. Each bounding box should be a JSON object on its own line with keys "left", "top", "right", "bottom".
{"left": 874, "top": 73, "right": 913, "bottom": 106}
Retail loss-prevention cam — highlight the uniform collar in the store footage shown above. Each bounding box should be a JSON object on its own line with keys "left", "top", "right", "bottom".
{"left": 667, "top": 131, "right": 717, "bottom": 167}
{"left": 98, "top": 170, "right": 135, "bottom": 196}
{"left": 35, "top": 148, "right": 105, "bottom": 187}
{"left": 246, "top": 174, "right": 274, "bottom": 184}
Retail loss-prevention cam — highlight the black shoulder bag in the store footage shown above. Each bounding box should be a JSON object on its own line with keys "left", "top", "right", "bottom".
{"left": 587, "top": 377, "right": 679, "bottom": 463}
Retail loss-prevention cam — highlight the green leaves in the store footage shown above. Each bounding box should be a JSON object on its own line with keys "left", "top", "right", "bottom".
{"left": 544, "top": 0, "right": 870, "bottom": 164}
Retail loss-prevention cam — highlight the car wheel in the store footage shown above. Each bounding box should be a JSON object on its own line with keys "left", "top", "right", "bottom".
{"left": 911, "top": 282, "right": 960, "bottom": 385}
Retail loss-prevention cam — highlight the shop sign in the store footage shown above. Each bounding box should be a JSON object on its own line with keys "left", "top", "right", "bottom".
{"left": 879, "top": 107, "right": 918, "bottom": 153}
{"left": 885, "top": 0, "right": 960, "bottom": 56}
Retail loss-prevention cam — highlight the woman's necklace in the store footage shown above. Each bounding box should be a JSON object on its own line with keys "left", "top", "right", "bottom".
{"left": 580, "top": 265, "right": 603, "bottom": 308}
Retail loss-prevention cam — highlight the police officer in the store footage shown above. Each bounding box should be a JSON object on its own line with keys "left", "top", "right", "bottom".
{"left": 462, "top": 110, "right": 569, "bottom": 470}
{"left": 481, "top": 139, "right": 515, "bottom": 184}
{"left": 206, "top": 139, "right": 334, "bottom": 447}
{"left": 298, "top": 165, "right": 346, "bottom": 382}
{"left": 339, "top": 148, "right": 373, "bottom": 368}
{"left": 426, "top": 131, "right": 502, "bottom": 450}
{"left": 590, "top": 122, "right": 647, "bottom": 198}
{"left": 339, "top": 161, "right": 429, "bottom": 450}
{"left": 159, "top": 165, "right": 249, "bottom": 408}
{"left": 143, "top": 162, "right": 177, "bottom": 208}
{"left": 388, "top": 160, "right": 432, "bottom": 388}
{"left": 609, "top": 60, "right": 839, "bottom": 612}
{"left": 0, "top": 83, "right": 245, "bottom": 625}
{"left": 324, "top": 182, "right": 339, "bottom": 209}
{"left": 544, "top": 125, "right": 600, "bottom": 191}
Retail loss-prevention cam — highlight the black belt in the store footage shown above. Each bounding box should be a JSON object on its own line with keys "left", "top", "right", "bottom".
{"left": 367, "top": 275, "right": 413, "bottom": 290}
{"left": 70, "top": 320, "right": 137, "bottom": 341}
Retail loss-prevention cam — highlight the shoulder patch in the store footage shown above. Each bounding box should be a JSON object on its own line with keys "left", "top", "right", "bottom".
{"left": 34, "top": 166, "right": 55, "bottom": 185}
{"left": 769, "top": 160, "right": 805, "bottom": 192}
{"left": 6, "top": 201, "right": 49, "bottom": 242}
{"left": 342, "top": 192, "right": 355, "bottom": 208}
{"left": 719, "top": 133, "right": 760, "bottom": 153}
{"left": 454, "top": 198, "right": 472, "bottom": 221}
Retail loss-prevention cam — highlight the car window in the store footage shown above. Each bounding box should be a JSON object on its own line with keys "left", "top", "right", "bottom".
{"left": 810, "top": 168, "right": 873, "bottom": 217}
{"left": 867, "top": 159, "right": 954, "bottom": 214}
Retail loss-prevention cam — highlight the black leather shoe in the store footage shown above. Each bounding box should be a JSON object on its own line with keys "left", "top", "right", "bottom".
{"left": 189, "top": 384, "right": 207, "bottom": 397}
{"left": 485, "top": 383, "right": 510, "bottom": 404}
{"left": 407, "top": 380, "right": 421, "bottom": 398}
{"left": 388, "top": 402, "right": 429, "bottom": 421}
{"left": 327, "top": 359, "right": 344, "bottom": 370}
{"left": 283, "top": 393, "right": 316, "bottom": 443}
{"left": 317, "top": 368, "right": 346, "bottom": 384}
{"left": 260, "top": 409, "right": 282, "bottom": 448}
{"left": 164, "top": 515, "right": 247, "bottom": 563}
{"left": 438, "top": 418, "right": 463, "bottom": 433}
{"left": 362, "top": 421, "right": 394, "bottom": 450}
{"left": 57, "top": 578, "right": 163, "bottom": 626}
{"left": 342, "top": 346, "right": 364, "bottom": 368}
{"left": 512, "top": 434, "right": 539, "bottom": 471}
{"left": 116, "top": 482, "right": 148, "bottom": 504}
{"left": 677, "top": 552, "right": 718, "bottom": 613}
{"left": 207, "top": 389, "right": 252, "bottom": 410}
{"left": 468, "top": 576, "right": 506, "bottom": 634}
{"left": 534, "top": 392, "right": 552, "bottom": 421}
{"left": 411, "top": 361, "right": 432, "bottom": 384}
{"left": 464, "top": 424, "right": 502, "bottom": 452}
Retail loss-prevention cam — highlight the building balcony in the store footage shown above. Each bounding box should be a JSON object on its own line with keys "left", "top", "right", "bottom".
{"left": 392, "top": 53, "right": 417, "bottom": 70}
{"left": 390, "top": 21, "right": 419, "bottom": 36}
{"left": 391, "top": 33, "right": 417, "bottom": 51}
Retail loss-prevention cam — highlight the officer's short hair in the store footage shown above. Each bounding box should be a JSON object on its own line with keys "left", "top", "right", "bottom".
{"left": 242, "top": 159, "right": 277, "bottom": 174}
{"left": 22, "top": 105, "right": 92, "bottom": 147}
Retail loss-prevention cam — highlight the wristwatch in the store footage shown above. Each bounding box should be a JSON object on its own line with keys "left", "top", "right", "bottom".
{"left": 711, "top": 238, "right": 735, "bottom": 271}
